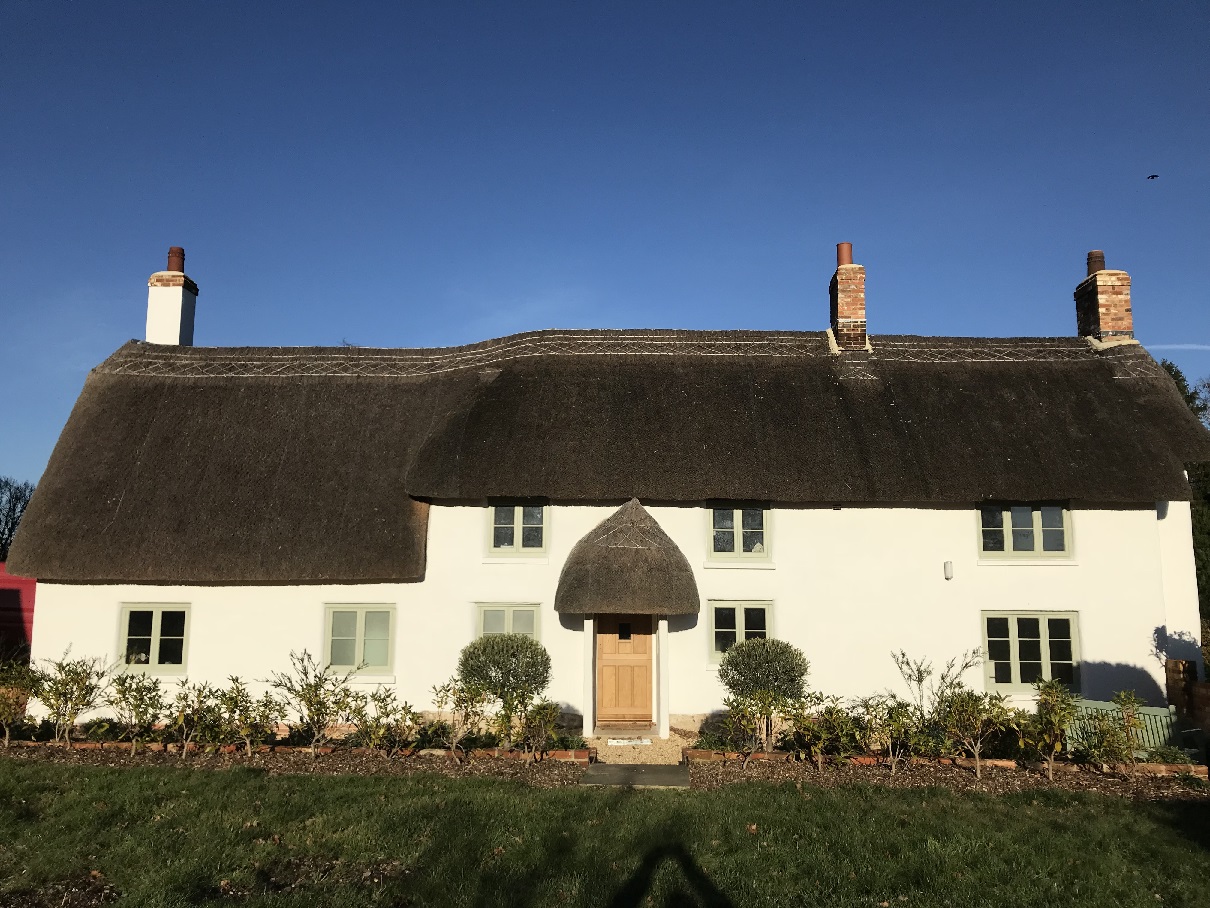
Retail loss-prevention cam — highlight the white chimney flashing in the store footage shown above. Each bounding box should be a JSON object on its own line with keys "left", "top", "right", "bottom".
{"left": 146, "top": 270, "right": 198, "bottom": 346}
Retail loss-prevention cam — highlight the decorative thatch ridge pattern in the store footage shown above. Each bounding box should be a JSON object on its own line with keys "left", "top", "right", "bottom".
{"left": 554, "top": 500, "right": 700, "bottom": 615}
{"left": 9, "top": 328, "right": 1210, "bottom": 583}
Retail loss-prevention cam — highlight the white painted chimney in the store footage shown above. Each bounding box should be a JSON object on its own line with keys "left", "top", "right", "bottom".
{"left": 146, "top": 246, "right": 198, "bottom": 345}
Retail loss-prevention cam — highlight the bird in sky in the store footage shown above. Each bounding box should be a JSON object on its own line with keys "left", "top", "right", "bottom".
{"left": 1147, "top": 174, "right": 1159, "bottom": 179}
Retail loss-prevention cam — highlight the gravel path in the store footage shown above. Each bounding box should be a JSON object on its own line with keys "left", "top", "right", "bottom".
{"left": 586, "top": 729, "right": 693, "bottom": 764}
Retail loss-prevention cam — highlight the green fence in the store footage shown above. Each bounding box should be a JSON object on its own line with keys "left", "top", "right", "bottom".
{"left": 1068, "top": 699, "right": 1178, "bottom": 753}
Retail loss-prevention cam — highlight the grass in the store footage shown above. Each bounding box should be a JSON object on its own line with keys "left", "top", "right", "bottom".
{"left": 1, "top": 760, "right": 1208, "bottom": 907}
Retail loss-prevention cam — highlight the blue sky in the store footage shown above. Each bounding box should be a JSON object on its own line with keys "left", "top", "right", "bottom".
{"left": 2, "top": 1, "right": 1208, "bottom": 482}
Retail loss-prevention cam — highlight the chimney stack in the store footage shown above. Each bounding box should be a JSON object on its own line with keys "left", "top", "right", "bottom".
{"left": 829, "top": 242, "right": 866, "bottom": 350}
{"left": 146, "top": 246, "right": 199, "bottom": 345}
{"left": 1074, "top": 249, "right": 1132, "bottom": 341}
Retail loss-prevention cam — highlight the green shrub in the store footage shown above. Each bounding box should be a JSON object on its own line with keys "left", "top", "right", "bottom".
{"left": 938, "top": 688, "right": 1016, "bottom": 779}
{"left": 431, "top": 676, "right": 491, "bottom": 760}
{"left": 1145, "top": 744, "right": 1194, "bottom": 765}
{"left": 457, "top": 635, "right": 551, "bottom": 745}
{"left": 0, "top": 659, "right": 38, "bottom": 748}
{"left": 166, "top": 680, "right": 222, "bottom": 756}
{"left": 852, "top": 694, "right": 917, "bottom": 774}
{"left": 1112, "top": 690, "right": 1145, "bottom": 761}
{"left": 517, "top": 699, "right": 562, "bottom": 760}
{"left": 891, "top": 649, "right": 981, "bottom": 758}
{"left": 218, "top": 677, "right": 285, "bottom": 756}
{"left": 1018, "top": 678, "right": 1079, "bottom": 781}
{"left": 346, "top": 687, "right": 419, "bottom": 757}
{"left": 105, "top": 673, "right": 166, "bottom": 755}
{"left": 721, "top": 695, "right": 764, "bottom": 766}
{"left": 267, "top": 650, "right": 357, "bottom": 758}
{"left": 784, "top": 695, "right": 859, "bottom": 770}
{"left": 1072, "top": 711, "right": 1131, "bottom": 766}
{"left": 718, "top": 639, "right": 809, "bottom": 758}
{"left": 34, "top": 651, "right": 110, "bottom": 748}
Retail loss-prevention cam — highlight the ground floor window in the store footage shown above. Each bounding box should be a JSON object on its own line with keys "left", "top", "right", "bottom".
{"left": 326, "top": 605, "right": 394, "bottom": 673}
{"left": 982, "top": 611, "right": 1079, "bottom": 690}
{"left": 477, "top": 604, "right": 539, "bottom": 639}
{"left": 709, "top": 601, "right": 770, "bottom": 658}
{"left": 121, "top": 604, "right": 189, "bottom": 672}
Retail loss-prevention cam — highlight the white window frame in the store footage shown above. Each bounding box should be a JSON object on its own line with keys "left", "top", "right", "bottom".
{"left": 476, "top": 603, "right": 541, "bottom": 640}
{"left": 324, "top": 605, "right": 395, "bottom": 675}
{"left": 486, "top": 503, "right": 549, "bottom": 557}
{"left": 706, "top": 505, "right": 772, "bottom": 564}
{"left": 977, "top": 504, "right": 1073, "bottom": 561}
{"left": 981, "top": 610, "right": 1081, "bottom": 693}
{"left": 118, "top": 604, "right": 190, "bottom": 675}
{"left": 707, "top": 600, "right": 772, "bottom": 661}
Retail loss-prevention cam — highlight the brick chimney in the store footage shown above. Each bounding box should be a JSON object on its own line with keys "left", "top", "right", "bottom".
{"left": 1074, "top": 250, "right": 1132, "bottom": 341}
{"left": 146, "top": 247, "right": 199, "bottom": 345}
{"left": 829, "top": 242, "right": 867, "bottom": 350}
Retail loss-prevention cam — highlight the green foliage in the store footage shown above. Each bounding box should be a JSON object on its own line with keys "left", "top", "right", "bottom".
{"left": 166, "top": 680, "right": 222, "bottom": 756}
{"left": 938, "top": 688, "right": 1016, "bottom": 778}
{"left": 721, "top": 695, "right": 764, "bottom": 766}
{"left": 1111, "top": 690, "right": 1145, "bottom": 761}
{"left": 1072, "top": 711, "right": 1131, "bottom": 766}
{"left": 457, "top": 635, "right": 551, "bottom": 744}
{"left": 718, "top": 638, "right": 808, "bottom": 702}
{"left": 1145, "top": 744, "right": 1194, "bottom": 765}
{"left": 431, "top": 676, "right": 490, "bottom": 759}
{"left": 517, "top": 699, "right": 561, "bottom": 759}
{"left": 346, "top": 687, "right": 419, "bottom": 757}
{"left": 33, "top": 650, "right": 109, "bottom": 748}
{"left": 853, "top": 694, "right": 917, "bottom": 774}
{"left": 267, "top": 650, "right": 357, "bottom": 757}
{"left": 784, "top": 695, "right": 859, "bottom": 769}
{"left": 1160, "top": 359, "right": 1210, "bottom": 426}
{"left": 1018, "top": 678, "right": 1080, "bottom": 781}
{"left": 105, "top": 673, "right": 166, "bottom": 754}
{"left": 891, "top": 649, "right": 982, "bottom": 758}
{"left": 0, "top": 659, "right": 37, "bottom": 747}
{"left": 218, "top": 677, "right": 284, "bottom": 756}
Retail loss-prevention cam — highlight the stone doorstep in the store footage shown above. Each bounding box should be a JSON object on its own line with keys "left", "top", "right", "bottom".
{"left": 581, "top": 763, "right": 690, "bottom": 789}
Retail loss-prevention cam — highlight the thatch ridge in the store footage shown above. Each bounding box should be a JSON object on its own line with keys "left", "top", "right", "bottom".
{"left": 554, "top": 499, "right": 700, "bottom": 615}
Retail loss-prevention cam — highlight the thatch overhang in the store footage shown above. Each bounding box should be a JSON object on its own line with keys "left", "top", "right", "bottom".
{"left": 554, "top": 499, "right": 700, "bottom": 615}
{"left": 8, "top": 329, "right": 1210, "bottom": 584}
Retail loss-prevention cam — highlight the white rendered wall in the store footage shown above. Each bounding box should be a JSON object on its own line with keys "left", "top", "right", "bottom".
{"left": 29, "top": 502, "right": 1201, "bottom": 727}
{"left": 145, "top": 284, "right": 196, "bottom": 345}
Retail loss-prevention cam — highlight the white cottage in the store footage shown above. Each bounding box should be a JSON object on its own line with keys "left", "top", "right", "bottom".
{"left": 9, "top": 245, "right": 1210, "bottom": 736}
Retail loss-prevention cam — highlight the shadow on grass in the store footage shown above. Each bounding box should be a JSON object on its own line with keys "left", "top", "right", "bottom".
{"left": 608, "top": 843, "right": 735, "bottom": 908}
{"left": 1152, "top": 796, "right": 1210, "bottom": 853}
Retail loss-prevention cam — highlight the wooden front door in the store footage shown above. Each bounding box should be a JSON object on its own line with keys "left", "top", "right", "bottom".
{"left": 596, "top": 614, "right": 653, "bottom": 723}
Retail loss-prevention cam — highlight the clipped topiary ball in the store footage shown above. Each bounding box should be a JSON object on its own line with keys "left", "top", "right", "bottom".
{"left": 717, "top": 638, "right": 809, "bottom": 702}
{"left": 457, "top": 634, "right": 552, "bottom": 708}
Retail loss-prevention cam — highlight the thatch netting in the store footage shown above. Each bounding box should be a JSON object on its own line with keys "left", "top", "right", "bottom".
{"left": 554, "top": 499, "right": 699, "bottom": 615}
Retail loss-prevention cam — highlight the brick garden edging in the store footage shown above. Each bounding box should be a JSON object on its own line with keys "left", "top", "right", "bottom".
{"left": 6, "top": 740, "right": 596, "bottom": 766}
{"left": 679, "top": 748, "right": 1209, "bottom": 779}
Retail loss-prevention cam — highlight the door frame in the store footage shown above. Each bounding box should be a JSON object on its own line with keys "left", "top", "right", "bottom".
{"left": 584, "top": 614, "right": 670, "bottom": 738}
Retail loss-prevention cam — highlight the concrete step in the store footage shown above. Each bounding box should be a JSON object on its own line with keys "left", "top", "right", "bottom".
{"left": 581, "top": 763, "right": 690, "bottom": 788}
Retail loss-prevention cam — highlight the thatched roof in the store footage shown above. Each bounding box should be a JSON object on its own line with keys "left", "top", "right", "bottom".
{"left": 9, "top": 329, "right": 1210, "bottom": 583}
{"left": 554, "top": 499, "right": 699, "bottom": 615}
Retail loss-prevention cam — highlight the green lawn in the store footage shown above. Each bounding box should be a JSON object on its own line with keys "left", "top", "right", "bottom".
{"left": 1, "top": 760, "right": 1208, "bottom": 907}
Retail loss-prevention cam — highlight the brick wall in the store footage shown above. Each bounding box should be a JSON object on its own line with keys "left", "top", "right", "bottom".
{"left": 1166, "top": 659, "right": 1210, "bottom": 733}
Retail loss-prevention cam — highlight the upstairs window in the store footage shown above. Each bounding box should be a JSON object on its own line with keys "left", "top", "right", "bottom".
{"left": 979, "top": 504, "right": 1069, "bottom": 557}
{"left": 983, "top": 612, "right": 1079, "bottom": 689}
{"left": 489, "top": 504, "right": 547, "bottom": 555}
{"left": 121, "top": 605, "right": 189, "bottom": 672}
{"left": 710, "top": 507, "right": 769, "bottom": 560}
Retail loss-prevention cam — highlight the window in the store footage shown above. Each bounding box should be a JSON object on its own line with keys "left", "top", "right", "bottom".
{"left": 709, "top": 601, "right": 770, "bottom": 657}
{"left": 477, "top": 604, "right": 539, "bottom": 639}
{"left": 979, "top": 504, "right": 1070, "bottom": 557}
{"left": 983, "top": 612, "right": 1079, "bottom": 690}
{"left": 326, "top": 606, "right": 394, "bottom": 673}
{"left": 121, "top": 605, "right": 189, "bottom": 672}
{"left": 710, "top": 507, "right": 769, "bottom": 559}
{"left": 489, "top": 504, "right": 547, "bottom": 554}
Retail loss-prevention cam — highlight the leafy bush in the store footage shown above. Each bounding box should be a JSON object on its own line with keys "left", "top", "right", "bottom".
{"left": 267, "top": 650, "right": 357, "bottom": 757}
{"left": 1112, "top": 690, "right": 1145, "bottom": 762}
{"left": 853, "top": 694, "right": 917, "bottom": 774}
{"left": 1072, "top": 711, "right": 1131, "bottom": 766}
{"left": 105, "top": 673, "right": 166, "bottom": 755}
{"left": 346, "top": 687, "right": 419, "bottom": 756}
{"left": 1145, "top": 744, "right": 1194, "bottom": 765}
{"left": 784, "top": 695, "right": 859, "bottom": 770}
{"left": 218, "top": 677, "right": 285, "bottom": 756}
{"left": 891, "top": 649, "right": 980, "bottom": 758}
{"left": 0, "top": 659, "right": 38, "bottom": 747}
{"left": 34, "top": 651, "right": 109, "bottom": 748}
{"left": 517, "top": 699, "right": 562, "bottom": 760}
{"left": 1018, "top": 678, "right": 1079, "bottom": 781}
{"left": 457, "top": 635, "right": 551, "bottom": 745}
{"left": 938, "top": 688, "right": 1016, "bottom": 778}
{"left": 718, "top": 639, "right": 809, "bottom": 758}
{"left": 166, "top": 680, "right": 222, "bottom": 756}
{"left": 431, "top": 676, "right": 491, "bottom": 759}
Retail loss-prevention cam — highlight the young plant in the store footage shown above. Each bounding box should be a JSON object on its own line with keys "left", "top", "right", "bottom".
{"left": 891, "top": 649, "right": 981, "bottom": 757}
{"left": 1020, "top": 678, "right": 1079, "bottom": 781}
{"left": 34, "top": 651, "right": 109, "bottom": 748}
{"left": 1112, "top": 690, "right": 1145, "bottom": 764}
{"left": 167, "top": 680, "right": 222, "bottom": 757}
{"left": 0, "top": 659, "right": 38, "bottom": 747}
{"left": 940, "top": 688, "right": 1014, "bottom": 779}
{"left": 267, "top": 650, "right": 357, "bottom": 758}
{"left": 517, "top": 699, "right": 561, "bottom": 761}
{"left": 853, "top": 694, "right": 916, "bottom": 774}
{"left": 218, "top": 677, "right": 285, "bottom": 757}
{"left": 718, "top": 638, "right": 809, "bottom": 756}
{"left": 105, "top": 673, "right": 166, "bottom": 755}
{"left": 1072, "top": 711, "right": 1131, "bottom": 766}
{"left": 457, "top": 634, "right": 551, "bottom": 748}
{"left": 722, "top": 695, "right": 764, "bottom": 768}
{"left": 431, "top": 676, "right": 490, "bottom": 760}
{"left": 346, "top": 686, "right": 418, "bottom": 757}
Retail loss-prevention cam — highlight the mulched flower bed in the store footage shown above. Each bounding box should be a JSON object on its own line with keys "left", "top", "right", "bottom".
{"left": 689, "top": 756, "right": 1210, "bottom": 800}
{"left": 0, "top": 744, "right": 585, "bottom": 788}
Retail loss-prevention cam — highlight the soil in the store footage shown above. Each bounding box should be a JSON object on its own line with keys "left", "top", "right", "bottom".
{"left": 689, "top": 756, "right": 1210, "bottom": 801}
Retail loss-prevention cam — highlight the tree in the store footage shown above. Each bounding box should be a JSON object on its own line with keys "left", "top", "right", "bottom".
{"left": 0, "top": 476, "right": 35, "bottom": 562}
{"left": 1160, "top": 360, "right": 1210, "bottom": 427}
{"left": 718, "top": 638, "right": 809, "bottom": 757}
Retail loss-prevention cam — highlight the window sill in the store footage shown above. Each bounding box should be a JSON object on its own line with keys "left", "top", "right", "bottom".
{"left": 977, "top": 558, "right": 1078, "bottom": 567}
{"left": 702, "top": 561, "right": 776, "bottom": 570}
{"left": 349, "top": 674, "right": 396, "bottom": 684}
{"left": 482, "top": 555, "right": 549, "bottom": 565}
